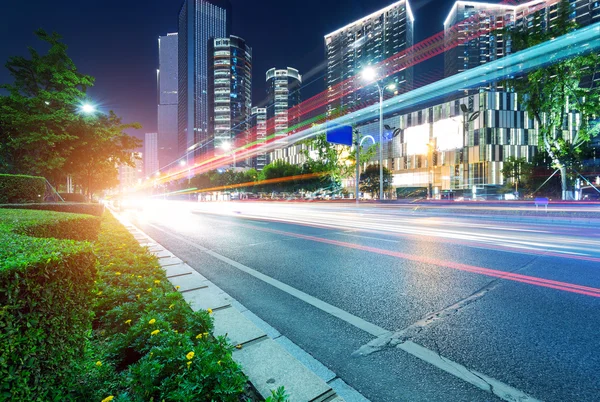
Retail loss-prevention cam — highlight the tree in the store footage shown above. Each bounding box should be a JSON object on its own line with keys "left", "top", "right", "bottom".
{"left": 360, "top": 164, "right": 392, "bottom": 199}
{"left": 0, "top": 30, "right": 94, "bottom": 179}
{"left": 504, "top": 0, "right": 600, "bottom": 199}
{"left": 501, "top": 157, "right": 532, "bottom": 195}
{"left": 65, "top": 112, "right": 141, "bottom": 200}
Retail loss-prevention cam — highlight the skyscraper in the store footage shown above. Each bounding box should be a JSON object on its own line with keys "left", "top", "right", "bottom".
{"left": 178, "top": 0, "right": 231, "bottom": 161}
{"left": 158, "top": 33, "right": 178, "bottom": 171}
{"left": 144, "top": 133, "right": 159, "bottom": 177}
{"left": 250, "top": 107, "right": 267, "bottom": 170}
{"left": 208, "top": 35, "right": 252, "bottom": 156}
{"left": 265, "top": 67, "right": 303, "bottom": 164}
{"left": 444, "top": 0, "right": 599, "bottom": 84}
{"left": 324, "top": 0, "right": 414, "bottom": 117}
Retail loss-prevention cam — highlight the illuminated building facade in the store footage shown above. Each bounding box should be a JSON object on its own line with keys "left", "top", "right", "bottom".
{"left": 118, "top": 152, "right": 143, "bottom": 193}
{"left": 144, "top": 133, "right": 159, "bottom": 178}
{"left": 356, "top": 91, "right": 546, "bottom": 197}
{"left": 208, "top": 35, "right": 252, "bottom": 159}
{"left": 265, "top": 67, "right": 302, "bottom": 162}
{"left": 325, "top": 0, "right": 414, "bottom": 117}
{"left": 157, "top": 33, "right": 178, "bottom": 172}
{"left": 250, "top": 107, "right": 268, "bottom": 170}
{"left": 444, "top": 0, "right": 600, "bottom": 87}
{"left": 178, "top": 0, "right": 231, "bottom": 161}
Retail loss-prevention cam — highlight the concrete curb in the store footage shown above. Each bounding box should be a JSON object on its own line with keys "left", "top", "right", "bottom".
{"left": 115, "top": 212, "right": 368, "bottom": 402}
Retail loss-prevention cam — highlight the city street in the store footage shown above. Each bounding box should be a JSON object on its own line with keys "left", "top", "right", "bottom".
{"left": 128, "top": 201, "right": 600, "bottom": 402}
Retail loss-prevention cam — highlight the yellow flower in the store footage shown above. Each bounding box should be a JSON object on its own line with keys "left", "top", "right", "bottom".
{"left": 136, "top": 294, "right": 140, "bottom": 299}
{"left": 95, "top": 361, "right": 102, "bottom": 367}
{"left": 207, "top": 308, "right": 213, "bottom": 314}
{"left": 147, "top": 288, "right": 152, "bottom": 292}
{"left": 151, "top": 329, "right": 160, "bottom": 336}
{"left": 235, "top": 344, "right": 242, "bottom": 350}
{"left": 186, "top": 351, "right": 195, "bottom": 360}
{"left": 175, "top": 286, "right": 180, "bottom": 290}
{"left": 148, "top": 319, "right": 156, "bottom": 325}
{"left": 125, "top": 319, "right": 132, "bottom": 325}
{"left": 97, "top": 291, "right": 103, "bottom": 296}
{"left": 101, "top": 396, "right": 114, "bottom": 402}
{"left": 115, "top": 272, "right": 121, "bottom": 276}
{"left": 186, "top": 361, "right": 192, "bottom": 368}
{"left": 154, "top": 280, "right": 160, "bottom": 284}
{"left": 137, "top": 275, "right": 142, "bottom": 278}
{"left": 217, "top": 360, "right": 222, "bottom": 365}
{"left": 169, "top": 304, "right": 174, "bottom": 309}
{"left": 195, "top": 332, "right": 209, "bottom": 339}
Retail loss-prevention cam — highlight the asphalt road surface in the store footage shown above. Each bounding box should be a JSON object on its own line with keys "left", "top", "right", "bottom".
{"left": 127, "top": 201, "right": 600, "bottom": 402}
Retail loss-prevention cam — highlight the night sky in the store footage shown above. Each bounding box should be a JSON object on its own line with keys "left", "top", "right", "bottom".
{"left": 0, "top": 0, "right": 458, "bottom": 139}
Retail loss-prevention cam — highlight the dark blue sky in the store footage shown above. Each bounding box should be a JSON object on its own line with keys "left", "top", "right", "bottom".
{"left": 0, "top": 0, "right": 456, "bottom": 137}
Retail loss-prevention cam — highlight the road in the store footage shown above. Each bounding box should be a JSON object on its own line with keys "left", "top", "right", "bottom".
{"left": 127, "top": 201, "right": 600, "bottom": 402}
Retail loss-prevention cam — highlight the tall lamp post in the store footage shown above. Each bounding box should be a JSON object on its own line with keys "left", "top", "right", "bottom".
{"left": 362, "top": 67, "right": 396, "bottom": 201}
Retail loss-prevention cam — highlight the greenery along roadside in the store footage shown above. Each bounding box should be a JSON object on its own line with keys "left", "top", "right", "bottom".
{"left": 0, "top": 209, "right": 98, "bottom": 401}
{"left": 74, "top": 212, "right": 247, "bottom": 401}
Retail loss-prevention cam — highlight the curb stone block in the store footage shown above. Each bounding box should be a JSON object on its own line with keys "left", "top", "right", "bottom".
{"left": 181, "top": 286, "right": 231, "bottom": 311}
{"left": 233, "top": 338, "right": 332, "bottom": 401}
{"left": 163, "top": 263, "right": 195, "bottom": 278}
{"left": 159, "top": 257, "right": 183, "bottom": 267}
{"left": 169, "top": 272, "right": 208, "bottom": 292}
{"left": 212, "top": 306, "right": 266, "bottom": 346}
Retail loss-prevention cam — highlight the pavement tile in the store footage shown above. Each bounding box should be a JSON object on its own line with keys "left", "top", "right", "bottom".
{"left": 153, "top": 250, "right": 174, "bottom": 259}
{"left": 170, "top": 273, "right": 208, "bottom": 292}
{"left": 275, "top": 336, "right": 336, "bottom": 383}
{"left": 233, "top": 338, "right": 332, "bottom": 402}
{"left": 181, "top": 286, "right": 231, "bottom": 311}
{"left": 328, "top": 378, "right": 368, "bottom": 402}
{"left": 240, "top": 309, "right": 281, "bottom": 339}
{"left": 164, "top": 263, "right": 195, "bottom": 278}
{"left": 230, "top": 299, "right": 249, "bottom": 313}
{"left": 212, "top": 307, "right": 266, "bottom": 345}
{"left": 158, "top": 257, "right": 183, "bottom": 267}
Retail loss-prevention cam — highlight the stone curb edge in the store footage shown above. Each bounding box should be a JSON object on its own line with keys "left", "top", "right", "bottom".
{"left": 112, "top": 211, "right": 369, "bottom": 402}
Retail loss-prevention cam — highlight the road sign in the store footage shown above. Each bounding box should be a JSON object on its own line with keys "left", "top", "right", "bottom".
{"left": 326, "top": 125, "right": 353, "bottom": 146}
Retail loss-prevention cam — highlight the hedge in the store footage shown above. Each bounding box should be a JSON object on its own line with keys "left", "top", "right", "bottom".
{"left": 0, "top": 174, "right": 46, "bottom": 204}
{"left": 0, "top": 209, "right": 98, "bottom": 400}
{"left": 70, "top": 212, "right": 248, "bottom": 401}
{"left": 0, "top": 202, "right": 105, "bottom": 217}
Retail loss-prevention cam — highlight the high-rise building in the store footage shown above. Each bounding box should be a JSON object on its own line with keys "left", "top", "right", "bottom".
{"left": 158, "top": 33, "right": 178, "bottom": 171}
{"left": 118, "top": 152, "right": 143, "bottom": 193}
{"left": 178, "top": 0, "right": 231, "bottom": 161}
{"left": 250, "top": 107, "right": 267, "bottom": 170}
{"left": 144, "top": 132, "right": 159, "bottom": 177}
{"left": 444, "top": 0, "right": 600, "bottom": 84}
{"left": 266, "top": 67, "right": 303, "bottom": 163}
{"left": 208, "top": 35, "right": 252, "bottom": 157}
{"left": 324, "top": 0, "right": 414, "bottom": 117}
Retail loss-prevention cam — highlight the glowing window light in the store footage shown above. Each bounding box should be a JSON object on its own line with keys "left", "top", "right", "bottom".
{"left": 433, "top": 117, "right": 464, "bottom": 151}
{"left": 405, "top": 124, "right": 430, "bottom": 155}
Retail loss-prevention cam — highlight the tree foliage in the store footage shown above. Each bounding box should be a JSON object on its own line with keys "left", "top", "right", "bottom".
{"left": 359, "top": 164, "right": 392, "bottom": 199}
{"left": 504, "top": 0, "right": 600, "bottom": 198}
{"left": 0, "top": 29, "right": 141, "bottom": 198}
{"left": 501, "top": 156, "right": 532, "bottom": 193}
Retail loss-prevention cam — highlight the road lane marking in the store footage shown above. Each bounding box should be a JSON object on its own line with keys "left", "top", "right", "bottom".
{"left": 229, "top": 222, "right": 600, "bottom": 298}
{"left": 146, "top": 222, "right": 540, "bottom": 402}
{"left": 147, "top": 223, "right": 389, "bottom": 337}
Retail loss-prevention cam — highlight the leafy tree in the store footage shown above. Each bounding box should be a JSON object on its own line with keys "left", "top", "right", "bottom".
{"left": 360, "top": 164, "right": 392, "bottom": 199}
{"left": 504, "top": 0, "right": 600, "bottom": 199}
{"left": 0, "top": 29, "right": 94, "bottom": 179}
{"left": 66, "top": 112, "right": 141, "bottom": 200}
{"left": 501, "top": 156, "right": 532, "bottom": 194}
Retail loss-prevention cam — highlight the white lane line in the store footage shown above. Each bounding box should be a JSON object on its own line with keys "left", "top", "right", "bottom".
{"left": 147, "top": 223, "right": 388, "bottom": 337}
{"left": 147, "top": 222, "right": 540, "bottom": 402}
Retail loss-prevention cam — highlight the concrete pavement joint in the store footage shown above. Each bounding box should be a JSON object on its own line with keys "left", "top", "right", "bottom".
{"left": 179, "top": 285, "right": 209, "bottom": 293}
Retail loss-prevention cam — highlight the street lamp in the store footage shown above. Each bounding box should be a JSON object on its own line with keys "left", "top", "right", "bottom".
{"left": 362, "top": 66, "right": 397, "bottom": 200}
{"left": 80, "top": 103, "right": 96, "bottom": 115}
{"left": 221, "top": 141, "right": 236, "bottom": 168}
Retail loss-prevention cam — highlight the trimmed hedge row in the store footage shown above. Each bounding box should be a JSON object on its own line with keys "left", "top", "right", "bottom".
{"left": 71, "top": 212, "right": 248, "bottom": 401}
{"left": 0, "top": 202, "right": 105, "bottom": 217}
{"left": 0, "top": 209, "right": 99, "bottom": 400}
{"left": 0, "top": 174, "right": 46, "bottom": 204}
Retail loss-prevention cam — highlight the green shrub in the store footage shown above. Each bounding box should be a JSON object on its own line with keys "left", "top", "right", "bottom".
{"left": 0, "top": 202, "right": 105, "bottom": 217}
{"left": 0, "top": 210, "right": 97, "bottom": 400}
{"left": 0, "top": 209, "right": 100, "bottom": 241}
{"left": 0, "top": 174, "right": 46, "bottom": 204}
{"left": 58, "top": 193, "right": 89, "bottom": 203}
{"left": 71, "top": 212, "right": 247, "bottom": 401}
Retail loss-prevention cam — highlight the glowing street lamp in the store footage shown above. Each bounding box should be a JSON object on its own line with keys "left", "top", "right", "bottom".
{"left": 362, "top": 67, "right": 397, "bottom": 200}
{"left": 221, "top": 141, "right": 236, "bottom": 168}
{"left": 80, "top": 103, "right": 96, "bottom": 115}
